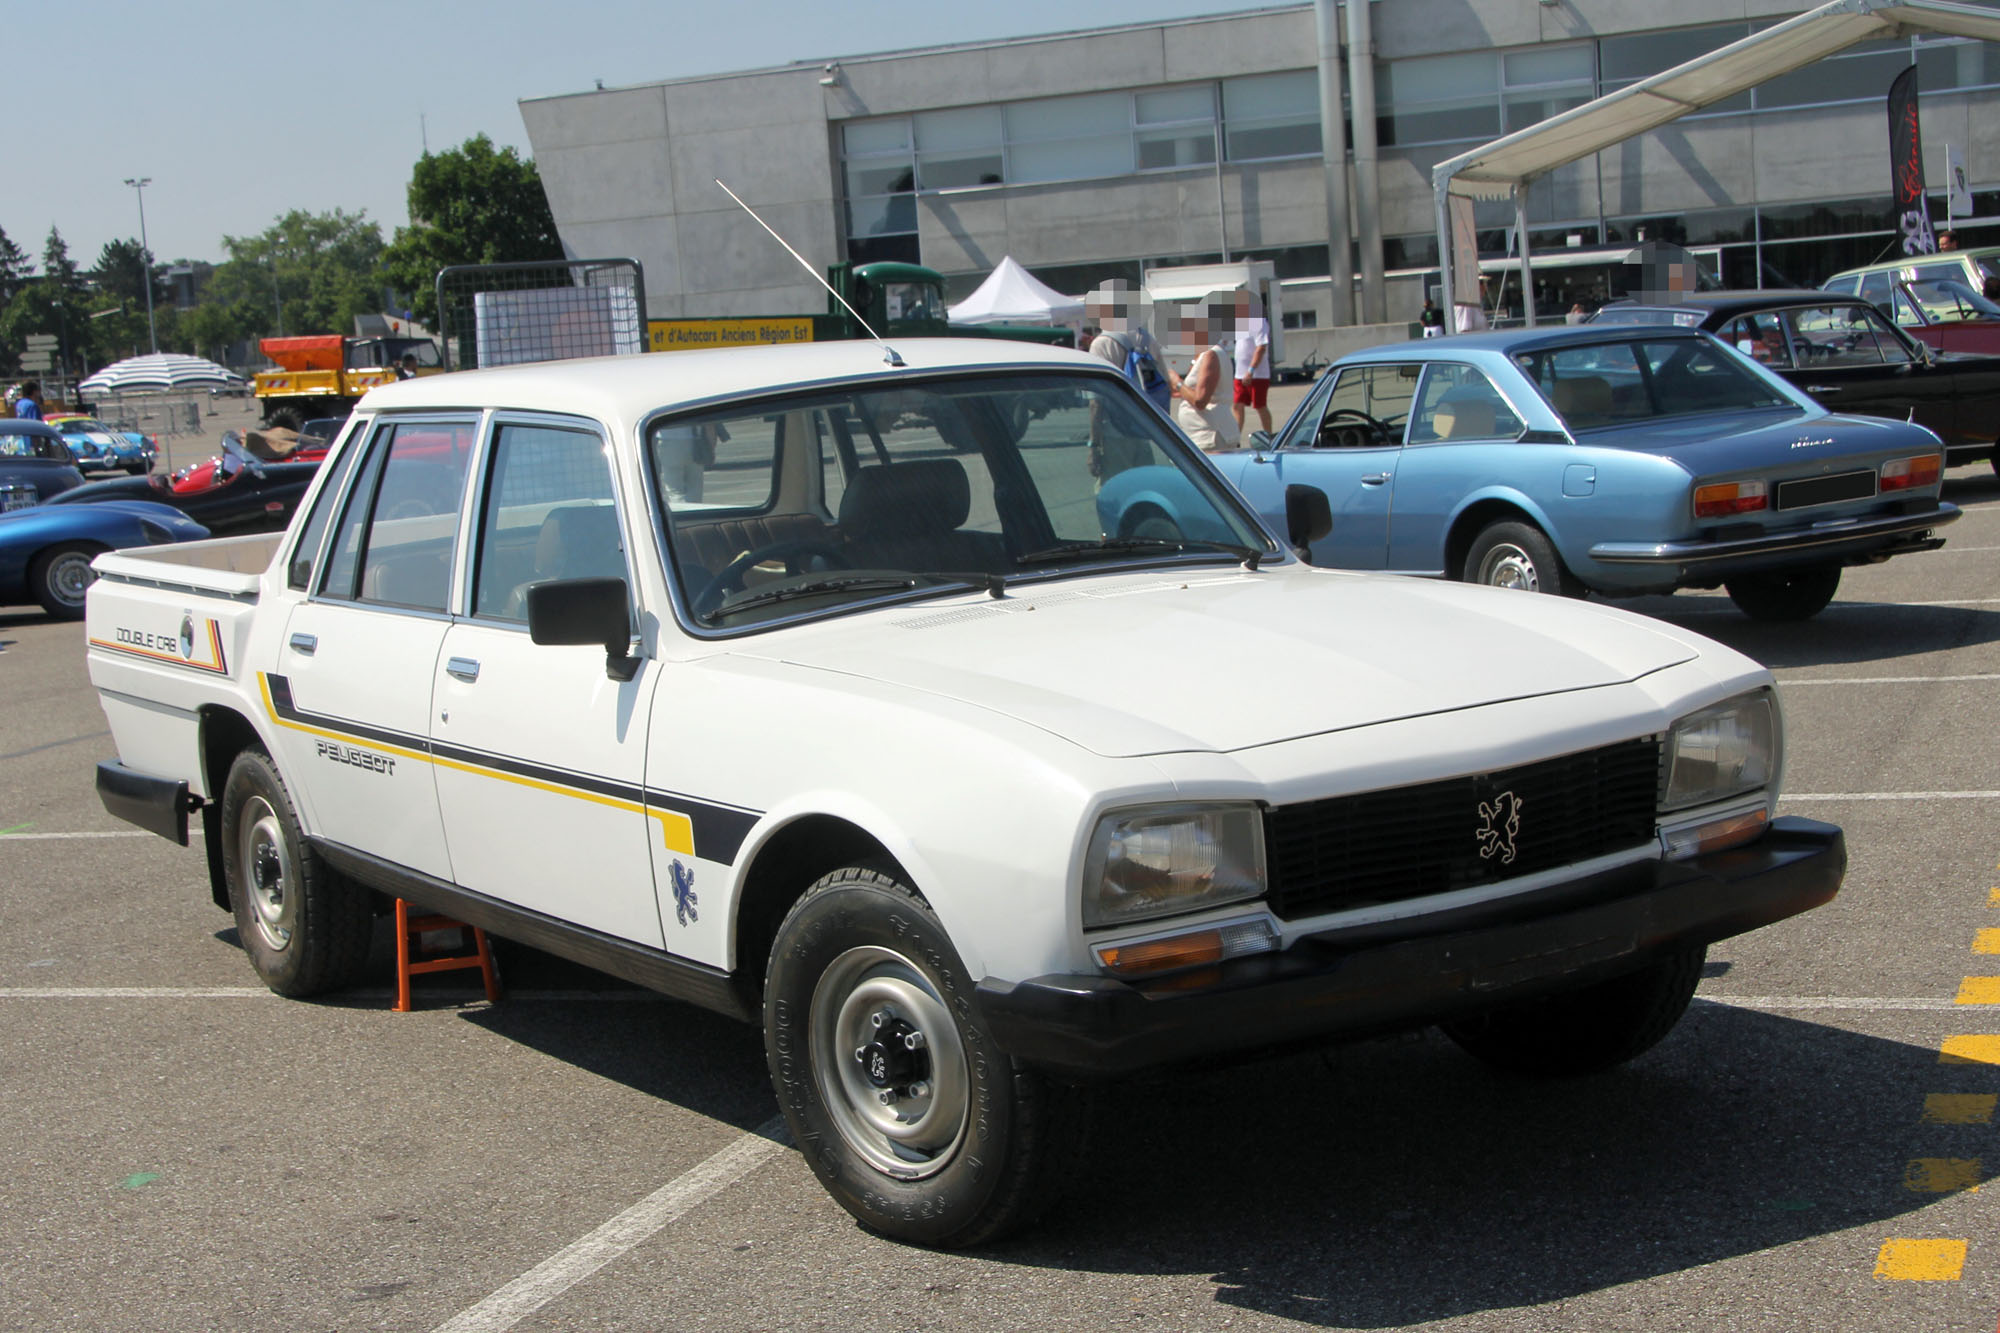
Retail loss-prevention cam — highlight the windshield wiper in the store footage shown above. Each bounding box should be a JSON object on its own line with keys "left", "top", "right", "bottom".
{"left": 700, "top": 574, "right": 918, "bottom": 623}
{"left": 1016, "top": 537, "right": 1265, "bottom": 570}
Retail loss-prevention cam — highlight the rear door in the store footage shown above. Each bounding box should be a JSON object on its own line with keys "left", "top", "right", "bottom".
{"left": 273, "top": 415, "right": 476, "bottom": 880}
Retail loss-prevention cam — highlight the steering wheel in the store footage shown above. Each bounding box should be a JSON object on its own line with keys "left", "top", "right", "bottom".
{"left": 692, "top": 540, "right": 850, "bottom": 617}
{"left": 1318, "top": 407, "right": 1388, "bottom": 445}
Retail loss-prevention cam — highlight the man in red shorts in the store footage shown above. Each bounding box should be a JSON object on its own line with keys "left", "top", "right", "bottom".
{"left": 1231, "top": 292, "right": 1271, "bottom": 435}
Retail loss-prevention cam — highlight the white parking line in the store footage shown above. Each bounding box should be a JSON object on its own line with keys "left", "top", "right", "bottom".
{"left": 0, "top": 987, "right": 674, "bottom": 1002}
{"left": 1776, "top": 674, "right": 2000, "bottom": 685}
{"left": 0, "top": 831, "right": 154, "bottom": 841}
{"left": 1699, "top": 995, "right": 1959, "bottom": 1011}
{"left": 431, "top": 1117, "right": 790, "bottom": 1333}
{"left": 1782, "top": 791, "right": 2000, "bottom": 802}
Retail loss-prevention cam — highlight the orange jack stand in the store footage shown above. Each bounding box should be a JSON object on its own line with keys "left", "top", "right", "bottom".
{"left": 393, "top": 899, "right": 502, "bottom": 1012}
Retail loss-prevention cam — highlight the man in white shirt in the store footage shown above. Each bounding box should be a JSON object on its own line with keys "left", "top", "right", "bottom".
{"left": 1230, "top": 292, "right": 1272, "bottom": 434}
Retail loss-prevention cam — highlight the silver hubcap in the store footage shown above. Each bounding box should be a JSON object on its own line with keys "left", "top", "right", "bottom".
{"left": 237, "top": 795, "right": 293, "bottom": 951}
{"left": 1478, "top": 543, "right": 1540, "bottom": 591}
{"left": 47, "top": 552, "right": 96, "bottom": 607}
{"left": 810, "top": 945, "right": 970, "bottom": 1180}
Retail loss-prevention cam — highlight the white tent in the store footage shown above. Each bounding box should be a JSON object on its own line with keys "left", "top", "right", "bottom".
{"left": 947, "top": 256, "right": 1084, "bottom": 326}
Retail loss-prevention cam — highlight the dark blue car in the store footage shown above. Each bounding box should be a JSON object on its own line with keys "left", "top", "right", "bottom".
{"left": 0, "top": 500, "right": 209, "bottom": 619}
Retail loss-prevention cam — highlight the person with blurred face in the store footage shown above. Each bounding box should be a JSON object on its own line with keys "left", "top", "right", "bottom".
{"left": 1230, "top": 290, "right": 1271, "bottom": 434}
{"left": 1166, "top": 299, "right": 1239, "bottom": 452}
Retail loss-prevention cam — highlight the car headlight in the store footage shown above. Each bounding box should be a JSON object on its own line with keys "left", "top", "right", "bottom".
{"left": 1081, "top": 803, "right": 1266, "bottom": 928}
{"left": 1662, "top": 689, "right": 1778, "bottom": 812}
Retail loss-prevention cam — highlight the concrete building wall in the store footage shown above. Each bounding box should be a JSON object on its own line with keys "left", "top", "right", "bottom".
{"left": 520, "top": 0, "right": 2000, "bottom": 328}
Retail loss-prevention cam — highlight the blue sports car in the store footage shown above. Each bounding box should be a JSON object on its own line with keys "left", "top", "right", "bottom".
{"left": 45, "top": 415, "right": 158, "bottom": 475}
{"left": 1105, "top": 324, "right": 1960, "bottom": 621}
{"left": 0, "top": 500, "right": 209, "bottom": 620}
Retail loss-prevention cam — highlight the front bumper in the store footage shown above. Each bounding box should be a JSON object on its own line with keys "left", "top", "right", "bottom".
{"left": 1588, "top": 503, "right": 1958, "bottom": 582}
{"left": 976, "top": 816, "right": 1843, "bottom": 1077}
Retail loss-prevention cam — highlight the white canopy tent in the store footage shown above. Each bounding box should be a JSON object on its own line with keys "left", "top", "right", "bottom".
{"left": 947, "top": 256, "right": 1085, "bottom": 326}
{"left": 1432, "top": 0, "right": 2000, "bottom": 331}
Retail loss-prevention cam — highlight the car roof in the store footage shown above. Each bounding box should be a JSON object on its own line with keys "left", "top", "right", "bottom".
{"left": 1599, "top": 290, "right": 1878, "bottom": 319}
{"left": 355, "top": 338, "right": 1114, "bottom": 427}
{"left": 1831, "top": 247, "right": 2000, "bottom": 278}
{"left": 0, "top": 418, "right": 62, "bottom": 436}
{"left": 1337, "top": 322, "right": 1711, "bottom": 362}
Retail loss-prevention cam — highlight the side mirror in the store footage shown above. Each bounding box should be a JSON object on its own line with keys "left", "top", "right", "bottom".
{"left": 1284, "top": 484, "right": 1333, "bottom": 552}
{"left": 527, "top": 577, "right": 640, "bottom": 681}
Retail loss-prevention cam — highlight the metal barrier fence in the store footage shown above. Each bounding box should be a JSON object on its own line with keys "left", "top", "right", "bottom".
{"left": 434, "top": 259, "right": 648, "bottom": 372}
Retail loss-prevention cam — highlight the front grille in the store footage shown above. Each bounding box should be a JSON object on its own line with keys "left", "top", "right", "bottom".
{"left": 1263, "top": 736, "right": 1662, "bottom": 921}
{"left": 1776, "top": 470, "right": 1875, "bottom": 510}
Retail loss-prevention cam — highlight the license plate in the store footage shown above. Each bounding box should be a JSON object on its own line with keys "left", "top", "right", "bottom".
{"left": 1776, "top": 470, "right": 1875, "bottom": 510}
{"left": 0, "top": 488, "right": 34, "bottom": 512}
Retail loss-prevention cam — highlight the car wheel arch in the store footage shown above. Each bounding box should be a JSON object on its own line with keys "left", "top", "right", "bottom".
{"left": 1444, "top": 495, "right": 1555, "bottom": 581}
{"left": 730, "top": 812, "right": 910, "bottom": 1002}
{"left": 197, "top": 705, "right": 279, "bottom": 911}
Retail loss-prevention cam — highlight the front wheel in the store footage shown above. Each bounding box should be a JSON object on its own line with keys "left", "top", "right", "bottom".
{"left": 764, "top": 867, "right": 1084, "bottom": 1246}
{"left": 29, "top": 542, "right": 106, "bottom": 619}
{"left": 1462, "top": 520, "right": 1573, "bottom": 597}
{"left": 1442, "top": 944, "right": 1705, "bottom": 1076}
{"left": 1725, "top": 566, "right": 1841, "bottom": 621}
{"left": 218, "top": 749, "right": 373, "bottom": 997}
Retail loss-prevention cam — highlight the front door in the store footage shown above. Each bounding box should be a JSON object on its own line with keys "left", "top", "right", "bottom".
{"left": 1771, "top": 303, "right": 1961, "bottom": 445}
{"left": 430, "top": 418, "right": 666, "bottom": 947}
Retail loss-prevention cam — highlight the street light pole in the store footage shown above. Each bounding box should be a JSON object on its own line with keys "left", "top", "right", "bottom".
{"left": 122, "top": 177, "right": 158, "bottom": 355}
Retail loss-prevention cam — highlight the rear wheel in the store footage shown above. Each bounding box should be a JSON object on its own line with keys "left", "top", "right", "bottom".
{"left": 1442, "top": 944, "right": 1706, "bottom": 1076}
{"left": 267, "top": 406, "right": 304, "bottom": 433}
{"left": 1725, "top": 565, "right": 1841, "bottom": 621}
{"left": 1463, "top": 520, "right": 1574, "bottom": 597}
{"left": 29, "top": 542, "right": 106, "bottom": 619}
{"left": 764, "top": 866, "right": 1085, "bottom": 1246}
{"left": 219, "top": 749, "right": 373, "bottom": 997}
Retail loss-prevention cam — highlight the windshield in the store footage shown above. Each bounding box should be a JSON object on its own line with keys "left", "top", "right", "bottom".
{"left": 1907, "top": 278, "right": 2000, "bottom": 322}
{"left": 645, "top": 372, "right": 1274, "bottom": 628}
{"left": 1514, "top": 338, "right": 1795, "bottom": 430}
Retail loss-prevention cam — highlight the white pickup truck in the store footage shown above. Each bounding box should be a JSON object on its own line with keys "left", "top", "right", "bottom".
{"left": 86, "top": 339, "right": 1844, "bottom": 1245}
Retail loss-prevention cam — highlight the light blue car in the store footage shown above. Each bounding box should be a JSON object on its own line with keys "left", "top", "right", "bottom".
{"left": 1103, "top": 325, "right": 1961, "bottom": 621}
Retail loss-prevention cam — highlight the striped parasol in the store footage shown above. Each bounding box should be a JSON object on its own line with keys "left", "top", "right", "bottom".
{"left": 79, "top": 353, "right": 244, "bottom": 395}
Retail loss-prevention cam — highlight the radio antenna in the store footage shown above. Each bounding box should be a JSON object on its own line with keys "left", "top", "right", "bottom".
{"left": 714, "top": 178, "right": 902, "bottom": 365}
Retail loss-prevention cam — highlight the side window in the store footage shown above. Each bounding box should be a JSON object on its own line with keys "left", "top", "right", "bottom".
{"left": 1857, "top": 271, "right": 1893, "bottom": 314}
{"left": 286, "top": 430, "right": 367, "bottom": 590}
{"left": 1312, "top": 364, "right": 1419, "bottom": 447}
{"left": 472, "top": 424, "right": 622, "bottom": 622}
{"left": 1275, "top": 371, "right": 1338, "bottom": 450}
{"left": 1822, "top": 276, "right": 1860, "bottom": 296}
{"left": 1409, "top": 364, "right": 1519, "bottom": 443}
{"left": 1722, "top": 315, "right": 1793, "bottom": 369}
{"left": 1785, "top": 306, "right": 1893, "bottom": 368}
{"left": 318, "top": 420, "right": 473, "bottom": 611}
{"left": 1891, "top": 287, "right": 1924, "bottom": 327}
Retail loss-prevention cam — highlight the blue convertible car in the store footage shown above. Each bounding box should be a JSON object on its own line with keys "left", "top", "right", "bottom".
{"left": 0, "top": 500, "right": 209, "bottom": 619}
{"left": 1101, "top": 325, "right": 1960, "bottom": 620}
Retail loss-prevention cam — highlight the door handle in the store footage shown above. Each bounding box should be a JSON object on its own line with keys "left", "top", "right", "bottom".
{"left": 445, "top": 657, "right": 481, "bottom": 682}
{"left": 288, "top": 632, "right": 316, "bottom": 654}
{"left": 1804, "top": 384, "right": 1842, "bottom": 393}
{"left": 1360, "top": 473, "right": 1392, "bottom": 485}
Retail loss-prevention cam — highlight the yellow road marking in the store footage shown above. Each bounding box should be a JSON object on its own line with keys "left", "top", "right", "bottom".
{"left": 1874, "top": 1238, "right": 1967, "bottom": 1281}
{"left": 1974, "top": 928, "right": 2000, "bottom": 954}
{"left": 1954, "top": 977, "right": 2000, "bottom": 1005}
{"left": 1904, "top": 1158, "right": 1984, "bottom": 1193}
{"left": 1922, "top": 1094, "right": 1997, "bottom": 1125}
{"left": 1940, "top": 1035, "right": 2000, "bottom": 1064}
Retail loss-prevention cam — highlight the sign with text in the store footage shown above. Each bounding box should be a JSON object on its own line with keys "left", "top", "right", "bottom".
{"left": 648, "top": 318, "right": 816, "bottom": 352}
{"left": 1887, "top": 65, "right": 1937, "bottom": 257}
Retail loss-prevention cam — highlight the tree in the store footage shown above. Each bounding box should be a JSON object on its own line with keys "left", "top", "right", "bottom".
{"left": 0, "top": 226, "right": 30, "bottom": 307}
{"left": 381, "top": 135, "right": 563, "bottom": 325}
{"left": 90, "top": 238, "right": 164, "bottom": 361}
{"left": 177, "top": 209, "right": 385, "bottom": 354}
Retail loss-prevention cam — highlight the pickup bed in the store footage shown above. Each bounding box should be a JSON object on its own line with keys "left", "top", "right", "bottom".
{"left": 86, "top": 338, "right": 1844, "bottom": 1246}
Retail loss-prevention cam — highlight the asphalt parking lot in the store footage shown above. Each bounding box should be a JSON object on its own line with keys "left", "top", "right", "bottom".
{"left": 3, "top": 459, "right": 1999, "bottom": 1333}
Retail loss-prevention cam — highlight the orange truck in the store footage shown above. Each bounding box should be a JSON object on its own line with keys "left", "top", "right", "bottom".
{"left": 252, "top": 334, "right": 442, "bottom": 429}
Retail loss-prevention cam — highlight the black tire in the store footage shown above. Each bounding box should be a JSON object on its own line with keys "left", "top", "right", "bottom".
{"left": 764, "top": 866, "right": 1086, "bottom": 1246}
{"left": 29, "top": 541, "right": 106, "bottom": 619}
{"left": 267, "top": 407, "right": 304, "bottom": 433}
{"left": 218, "top": 749, "right": 373, "bottom": 997}
{"left": 1442, "top": 944, "right": 1706, "bottom": 1076}
{"left": 1724, "top": 565, "right": 1841, "bottom": 621}
{"left": 1462, "top": 520, "right": 1575, "bottom": 597}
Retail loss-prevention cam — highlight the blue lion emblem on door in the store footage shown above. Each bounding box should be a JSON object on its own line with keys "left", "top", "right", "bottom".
{"left": 670, "top": 859, "right": 698, "bottom": 927}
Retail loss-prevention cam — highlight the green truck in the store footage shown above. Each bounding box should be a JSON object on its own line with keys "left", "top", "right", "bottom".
{"left": 647, "top": 261, "right": 1075, "bottom": 353}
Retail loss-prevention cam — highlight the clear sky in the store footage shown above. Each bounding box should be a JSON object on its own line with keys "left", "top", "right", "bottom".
{"left": 16, "top": 0, "right": 1286, "bottom": 273}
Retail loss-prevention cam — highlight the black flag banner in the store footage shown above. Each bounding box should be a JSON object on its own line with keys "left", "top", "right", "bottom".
{"left": 1888, "top": 63, "right": 1937, "bottom": 256}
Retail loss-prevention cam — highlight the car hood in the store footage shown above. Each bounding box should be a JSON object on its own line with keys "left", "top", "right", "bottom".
{"left": 1584, "top": 407, "right": 1938, "bottom": 477}
{"left": 729, "top": 568, "right": 1703, "bottom": 757}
